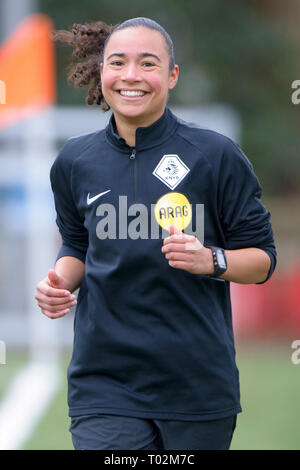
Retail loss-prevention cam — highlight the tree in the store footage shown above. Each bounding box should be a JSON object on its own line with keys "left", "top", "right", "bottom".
{"left": 39, "top": 0, "right": 300, "bottom": 195}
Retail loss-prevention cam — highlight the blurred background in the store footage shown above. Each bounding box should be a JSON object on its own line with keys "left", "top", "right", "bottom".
{"left": 0, "top": 0, "right": 300, "bottom": 450}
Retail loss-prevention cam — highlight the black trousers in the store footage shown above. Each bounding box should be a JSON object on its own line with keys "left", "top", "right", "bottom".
{"left": 69, "top": 413, "right": 237, "bottom": 450}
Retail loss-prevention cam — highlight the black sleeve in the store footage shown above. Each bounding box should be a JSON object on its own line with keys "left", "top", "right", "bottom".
{"left": 217, "top": 138, "right": 277, "bottom": 284}
{"left": 50, "top": 144, "right": 88, "bottom": 263}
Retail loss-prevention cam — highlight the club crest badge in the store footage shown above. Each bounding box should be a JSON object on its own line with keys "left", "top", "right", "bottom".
{"left": 153, "top": 154, "right": 190, "bottom": 190}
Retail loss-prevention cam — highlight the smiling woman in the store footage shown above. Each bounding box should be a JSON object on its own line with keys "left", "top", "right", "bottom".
{"left": 35, "top": 16, "right": 277, "bottom": 451}
{"left": 52, "top": 18, "right": 176, "bottom": 107}
{"left": 100, "top": 25, "right": 178, "bottom": 144}
{"left": 52, "top": 18, "right": 179, "bottom": 145}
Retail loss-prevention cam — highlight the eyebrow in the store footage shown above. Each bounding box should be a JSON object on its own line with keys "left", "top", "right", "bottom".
{"left": 106, "top": 52, "right": 161, "bottom": 62}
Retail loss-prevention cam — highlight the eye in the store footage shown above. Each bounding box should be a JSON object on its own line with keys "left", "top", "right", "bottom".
{"left": 110, "top": 60, "right": 124, "bottom": 66}
{"left": 142, "top": 62, "right": 155, "bottom": 68}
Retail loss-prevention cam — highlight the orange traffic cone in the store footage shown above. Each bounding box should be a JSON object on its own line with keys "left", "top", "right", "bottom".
{"left": 0, "top": 13, "right": 56, "bottom": 129}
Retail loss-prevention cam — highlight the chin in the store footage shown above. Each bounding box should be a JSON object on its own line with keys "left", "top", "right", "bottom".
{"left": 116, "top": 105, "right": 149, "bottom": 120}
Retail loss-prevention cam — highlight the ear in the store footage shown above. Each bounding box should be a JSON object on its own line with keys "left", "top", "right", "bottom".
{"left": 100, "top": 62, "right": 103, "bottom": 78}
{"left": 168, "top": 64, "right": 179, "bottom": 91}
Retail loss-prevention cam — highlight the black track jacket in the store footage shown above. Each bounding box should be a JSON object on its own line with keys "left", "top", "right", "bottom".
{"left": 50, "top": 107, "right": 277, "bottom": 420}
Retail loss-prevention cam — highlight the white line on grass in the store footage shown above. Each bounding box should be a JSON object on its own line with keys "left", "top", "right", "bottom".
{"left": 0, "top": 360, "right": 60, "bottom": 450}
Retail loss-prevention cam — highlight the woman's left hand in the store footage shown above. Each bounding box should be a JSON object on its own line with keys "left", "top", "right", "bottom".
{"left": 161, "top": 225, "right": 214, "bottom": 275}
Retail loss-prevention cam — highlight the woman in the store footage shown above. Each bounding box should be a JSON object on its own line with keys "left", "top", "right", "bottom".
{"left": 35, "top": 17, "right": 276, "bottom": 450}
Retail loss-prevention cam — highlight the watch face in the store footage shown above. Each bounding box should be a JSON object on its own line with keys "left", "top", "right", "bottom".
{"left": 217, "top": 250, "right": 227, "bottom": 269}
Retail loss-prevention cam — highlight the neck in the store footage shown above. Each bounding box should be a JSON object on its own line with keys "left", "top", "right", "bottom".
{"left": 113, "top": 109, "right": 165, "bottom": 147}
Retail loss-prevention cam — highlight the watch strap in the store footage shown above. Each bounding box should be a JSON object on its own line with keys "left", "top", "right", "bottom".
{"left": 207, "top": 246, "right": 227, "bottom": 277}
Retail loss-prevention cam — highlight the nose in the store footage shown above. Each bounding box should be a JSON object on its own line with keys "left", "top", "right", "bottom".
{"left": 121, "top": 62, "right": 141, "bottom": 83}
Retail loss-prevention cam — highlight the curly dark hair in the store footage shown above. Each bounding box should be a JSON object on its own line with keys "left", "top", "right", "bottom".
{"left": 51, "top": 17, "right": 175, "bottom": 111}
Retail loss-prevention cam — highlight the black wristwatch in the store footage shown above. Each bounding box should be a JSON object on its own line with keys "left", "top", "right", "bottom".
{"left": 207, "top": 246, "right": 227, "bottom": 277}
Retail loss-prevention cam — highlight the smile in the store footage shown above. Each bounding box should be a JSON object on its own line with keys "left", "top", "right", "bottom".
{"left": 119, "top": 90, "right": 147, "bottom": 97}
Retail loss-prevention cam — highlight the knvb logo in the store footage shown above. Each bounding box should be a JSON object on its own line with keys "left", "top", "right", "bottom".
{"left": 153, "top": 155, "right": 190, "bottom": 190}
{"left": 0, "top": 80, "right": 6, "bottom": 105}
{"left": 0, "top": 340, "right": 6, "bottom": 365}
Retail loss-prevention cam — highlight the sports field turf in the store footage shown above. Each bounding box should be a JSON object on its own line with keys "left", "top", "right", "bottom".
{"left": 1, "top": 342, "right": 299, "bottom": 450}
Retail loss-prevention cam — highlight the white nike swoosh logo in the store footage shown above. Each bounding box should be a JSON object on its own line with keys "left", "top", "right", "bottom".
{"left": 87, "top": 190, "right": 111, "bottom": 205}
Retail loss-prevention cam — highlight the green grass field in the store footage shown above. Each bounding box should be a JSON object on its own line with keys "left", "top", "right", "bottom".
{"left": 1, "top": 342, "right": 299, "bottom": 450}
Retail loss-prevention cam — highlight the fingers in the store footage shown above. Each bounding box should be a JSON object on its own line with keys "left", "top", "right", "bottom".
{"left": 161, "top": 231, "right": 203, "bottom": 274}
{"left": 48, "top": 269, "right": 60, "bottom": 285}
{"left": 163, "top": 233, "right": 196, "bottom": 245}
{"left": 168, "top": 260, "right": 190, "bottom": 270}
{"left": 35, "top": 277, "right": 76, "bottom": 320}
{"left": 37, "top": 296, "right": 76, "bottom": 319}
{"left": 35, "top": 278, "right": 75, "bottom": 305}
{"left": 162, "top": 242, "right": 195, "bottom": 270}
{"left": 37, "top": 297, "right": 77, "bottom": 312}
{"left": 163, "top": 252, "right": 194, "bottom": 262}
{"left": 161, "top": 242, "right": 198, "bottom": 254}
{"left": 38, "top": 294, "right": 77, "bottom": 319}
{"left": 169, "top": 224, "right": 183, "bottom": 236}
{"left": 35, "top": 290, "right": 76, "bottom": 306}
{"left": 36, "top": 282, "right": 71, "bottom": 298}
{"left": 41, "top": 308, "right": 71, "bottom": 320}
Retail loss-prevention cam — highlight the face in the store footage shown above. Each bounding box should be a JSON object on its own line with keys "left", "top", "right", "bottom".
{"left": 100, "top": 26, "right": 179, "bottom": 125}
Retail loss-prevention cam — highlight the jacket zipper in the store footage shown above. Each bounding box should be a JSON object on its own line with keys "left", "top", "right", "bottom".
{"left": 130, "top": 148, "right": 137, "bottom": 200}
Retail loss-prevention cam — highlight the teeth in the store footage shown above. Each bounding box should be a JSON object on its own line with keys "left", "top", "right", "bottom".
{"left": 120, "top": 90, "right": 146, "bottom": 97}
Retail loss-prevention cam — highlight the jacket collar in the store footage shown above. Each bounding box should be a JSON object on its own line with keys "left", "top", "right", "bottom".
{"left": 105, "top": 107, "right": 178, "bottom": 152}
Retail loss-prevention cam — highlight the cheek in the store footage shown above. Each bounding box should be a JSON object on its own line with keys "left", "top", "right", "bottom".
{"left": 146, "top": 73, "right": 167, "bottom": 93}
{"left": 101, "top": 70, "right": 117, "bottom": 94}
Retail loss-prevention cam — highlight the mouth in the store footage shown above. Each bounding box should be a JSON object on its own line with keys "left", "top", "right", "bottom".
{"left": 117, "top": 89, "right": 149, "bottom": 99}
